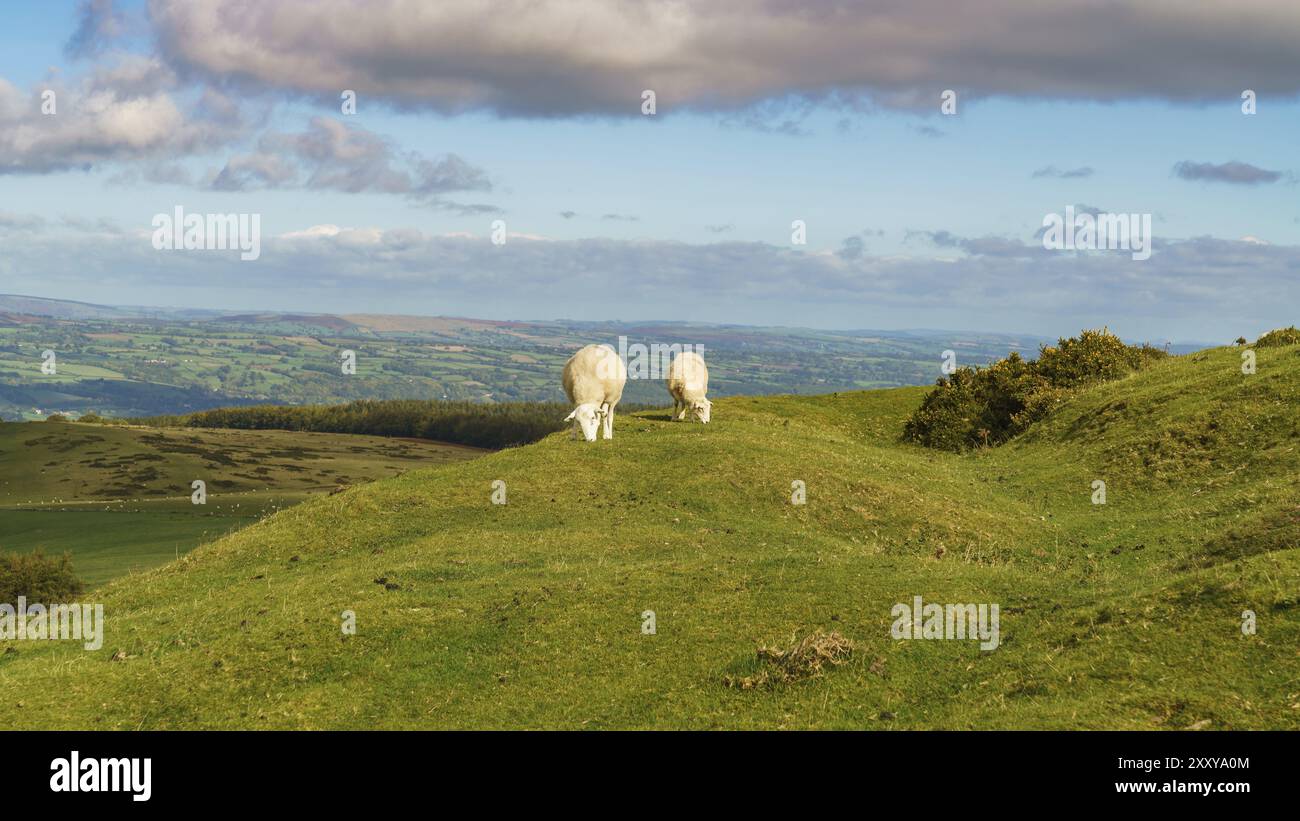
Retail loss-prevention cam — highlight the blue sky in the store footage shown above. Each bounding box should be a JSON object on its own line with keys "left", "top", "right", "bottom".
{"left": 2, "top": 1, "right": 1299, "bottom": 342}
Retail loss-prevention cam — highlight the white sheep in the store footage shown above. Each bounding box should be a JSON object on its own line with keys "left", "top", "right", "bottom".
{"left": 562, "top": 343, "right": 627, "bottom": 441}
{"left": 666, "top": 350, "right": 711, "bottom": 423}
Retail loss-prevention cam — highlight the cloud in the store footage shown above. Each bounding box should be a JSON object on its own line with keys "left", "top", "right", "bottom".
{"left": 0, "top": 211, "right": 47, "bottom": 232}
{"left": 65, "top": 0, "right": 125, "bottom": 60}
{"left": 210, "top": 117, "right": 493, "bottom": 206}
{"left": 1032, "top": 165, "right": 1094, "bottom": 179}
{"left": 12, "top": 227, "right": 1296, "bottom": 341}
{"left": 910, "top": 230, "right": 1040, "bottom": 258}
{"left": 601, "top": 213, "right": 639, "bottom": 222}
{"left": 837, "top": 235, "right": 866, "bottom": 260}
{"left": 1173, "top": 160, "right": 1285, "bottom": 185}
{"left": 148, "top": 0, "right": 1300, "bottom": 117}
{"left": 559, "top": 211, "right": 578, "bottom": 219}
{"left": 0, "top": 56, "right": 244, "bottom": 175}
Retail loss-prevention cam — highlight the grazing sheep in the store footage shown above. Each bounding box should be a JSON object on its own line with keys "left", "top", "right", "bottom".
{"left": 666, "top": 350, "right": 711, "bottom": 423}
{"left": 562, "top": 344, "right": 627, "bottom": 441}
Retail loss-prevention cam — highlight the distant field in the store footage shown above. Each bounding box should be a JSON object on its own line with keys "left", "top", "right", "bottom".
{"left": 0, "top": 302, "right": 1049, "bottom": 419}
{"left": 0, "top": 421, "right": 485, "bottom": 585}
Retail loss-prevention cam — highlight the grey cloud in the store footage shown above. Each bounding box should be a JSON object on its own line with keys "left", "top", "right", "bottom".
{"left": 1032, "top": 165, "right": 1094, "bottom": 179}
{"left": 9, "top": 230, "right": 1297, "bottom": 339}
{"left": 911, "top": 230, "right": 1039, "bottom": 258}
{"left": 1173, "top": 160, "right": 1284, "bottom": 185}
{"left": 427, "top": 201, "right": 504, "bottom": 216}
{"left": 148, "top": 0, "right": 1300, "bottom": 116}
{"left": 211, "top": 117, "right": 493, "bottom": 204}
{"left": 837, "top": 235, "right": 865, "bottom": 260}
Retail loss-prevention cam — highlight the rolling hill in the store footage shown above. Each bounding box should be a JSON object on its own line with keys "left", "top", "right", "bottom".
{"left": 0, "top": 422, "right": 485, "bottom": 585}
{"left": 0, "top": 343, "right": 1296, "bottom": 729}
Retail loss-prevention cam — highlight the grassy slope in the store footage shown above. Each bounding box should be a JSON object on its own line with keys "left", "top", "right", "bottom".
{"left": 0, "top": 345, "right": 1297, "bottom": 729}
{"left": 0, "top": 423, "right": 484, "bottom": 585}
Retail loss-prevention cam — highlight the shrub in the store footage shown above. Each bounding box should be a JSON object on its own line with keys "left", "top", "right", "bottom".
{"left": 1255, "top": 327, "right": 1300, "bottom": 348}
{"left": 44, "top": 414, "right": 68, "bottom": 423}
{"left": 902, "top": 352, "right": 1046, "bottom": 450}
{"left": 1034, "top": 328, "right": 1164, "bottom": 388}
{"left": 0, "top": 550, "right": 84, "bottom": 605}
{"left": 904, "top": 329, "right": 1166, "bottom": 452}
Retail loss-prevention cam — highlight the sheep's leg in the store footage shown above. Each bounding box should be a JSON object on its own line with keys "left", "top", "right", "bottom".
{"left": 602, "top": 403, "right": 615, "bottom": 439}
{"left": 571, "top": 418, "right": 578, "bottom": 440}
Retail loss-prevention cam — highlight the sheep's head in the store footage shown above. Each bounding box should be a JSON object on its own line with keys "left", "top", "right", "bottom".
{"left": 564, "top": 402, "right": 602, "bottom": 441}
{"left": 691, "top": 398, "right": 712, "bottom": 424}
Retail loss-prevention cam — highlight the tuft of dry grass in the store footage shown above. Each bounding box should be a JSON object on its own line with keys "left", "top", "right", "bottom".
{"left": 724, "top": 631, "right": 855, "bottom": 690}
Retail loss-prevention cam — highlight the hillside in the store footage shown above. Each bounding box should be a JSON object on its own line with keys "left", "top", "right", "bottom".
{"left": 0, "top": 344, "right": 1296, "bottom": 729}
{"left": 0, "top": 423, "right": 484, "bottom": 585}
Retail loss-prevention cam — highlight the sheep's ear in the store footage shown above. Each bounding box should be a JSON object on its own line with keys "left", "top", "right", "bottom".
{"left": 564, "top": 410, "right": 576, "bottom": 421}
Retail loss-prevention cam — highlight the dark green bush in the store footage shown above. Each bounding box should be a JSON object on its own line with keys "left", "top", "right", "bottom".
{"left": 135, "top": 399, "right": 651, "bottom": 450}
{"left": 904, "top": 329, "right": 1167, "bottom": 452}
{"left": 0, "top": 550, "right": 84, "bottom": 605}
{"left": 902, "top": 353, "right": 1046, "bottom": 450}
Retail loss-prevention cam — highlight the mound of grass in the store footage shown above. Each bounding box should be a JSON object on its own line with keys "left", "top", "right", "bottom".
{"left": 903, "top": 329, "right": 1166, "bottom": 451}
{"left": 723, "top": 631, "right": 855, "bottom": 690}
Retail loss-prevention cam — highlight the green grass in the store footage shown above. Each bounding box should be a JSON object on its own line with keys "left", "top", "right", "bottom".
{"left": 0, "top": 345, "right": 1296, "bottom": 729}
{"left": 0, "top": 422, "right": 485, "bottom": 586}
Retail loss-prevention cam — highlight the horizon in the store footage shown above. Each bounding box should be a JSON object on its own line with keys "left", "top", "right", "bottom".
{"left": 0, "top": 290, "right": 1226, "bottom": 348}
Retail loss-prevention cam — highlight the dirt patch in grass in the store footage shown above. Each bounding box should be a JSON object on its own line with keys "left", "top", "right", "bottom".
{"left": 724, "top": 630, "right": 855, "bottom": 690}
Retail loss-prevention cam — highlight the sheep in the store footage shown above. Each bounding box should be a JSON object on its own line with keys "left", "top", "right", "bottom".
{"left": 666, "top": 350, "right": 711, "bottom": 423}
{"left": 562, "top": 343, "right": 627, "bottom": 441}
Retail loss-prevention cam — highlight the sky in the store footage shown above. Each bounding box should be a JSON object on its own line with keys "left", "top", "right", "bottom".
{"left": 2, "top": 0, "right": 1300, "bottom": 343}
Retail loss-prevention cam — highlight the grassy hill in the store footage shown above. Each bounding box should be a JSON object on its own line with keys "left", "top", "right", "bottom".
{"left": 0, "top": 422, "right": 484, "bottom": 585}
{"left": 0, "top": 344, "right": 1296, "bottom": 729}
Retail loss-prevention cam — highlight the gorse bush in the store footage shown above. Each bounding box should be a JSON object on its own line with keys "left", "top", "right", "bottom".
{"left": 1034, "top": 329, "right": 1165, "bottom": 388}
{"left": 0, "top": 550, "right": 84, "bottom": 605}
{"left": 1254, "top": 327, "right": 1300, "bottom": 348}
{"left": 903, "top": 329, "right": 1167, "bottom": 452}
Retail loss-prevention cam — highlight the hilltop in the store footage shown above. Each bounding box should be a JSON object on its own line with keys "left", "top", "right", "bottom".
{"left": 0, "top": 343, "right": 1296, "bottom": 729}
